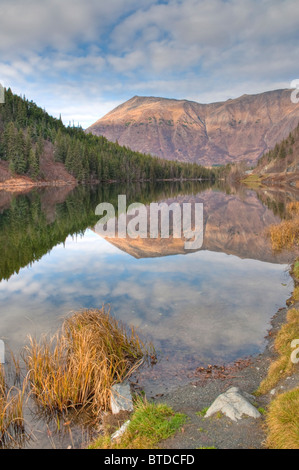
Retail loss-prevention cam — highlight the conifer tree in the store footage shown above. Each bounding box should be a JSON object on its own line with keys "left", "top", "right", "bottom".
{"left": 29, "top": 148, "right": 39, "bottom": 179}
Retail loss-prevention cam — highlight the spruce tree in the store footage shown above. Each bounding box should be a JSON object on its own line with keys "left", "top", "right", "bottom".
{"left": 14, "top": 129, "right": 27, "bottom": 174}
{"left": 29, "top": 148, "right": 39, "bottom": 179}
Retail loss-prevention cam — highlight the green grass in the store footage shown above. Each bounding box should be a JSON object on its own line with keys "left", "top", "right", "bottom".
{"left": 197, "top": 446, "right": 217, "bottom": 449}
{"left": 293, "top": 260, "right": 299, "bottom": 280}
{"left": 265, "top": 387, "right": 299, "bottom": 449}
{"left": 197, "top": 427, "right": 207, "bottom": 433}
{"left": 242, "top": 174, "right": 262, "bottom": 182}
{"left": 196, "top": 407, "right": 209, "bottom": 417}
{"left": 242, "top": 174, "right": 263, "bottom": 187}
{"left": 196, "top": 408, "right": 223, "bottom": 419}
{"left": 293, "top": 285, "right": 299, "bottom": 301}
{"left": 89, "top": 399, "right": 186, "bottom": 449}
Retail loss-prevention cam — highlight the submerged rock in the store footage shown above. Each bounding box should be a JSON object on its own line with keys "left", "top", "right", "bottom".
{"left": 111, "top": 383, "right": 134, "bottom": 414}
{"left": 205, "top": 387, "right": 261, "bottom": 421}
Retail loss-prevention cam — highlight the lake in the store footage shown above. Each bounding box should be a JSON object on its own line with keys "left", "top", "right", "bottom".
{"left": 0, "top": 181, "right": 297, "bottom": 446}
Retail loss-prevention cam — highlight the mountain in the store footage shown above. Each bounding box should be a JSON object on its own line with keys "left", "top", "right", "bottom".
{"left": 0, "top": 88, "right": 217, "bottom": 190}
{"left": 86, "top": 89, "right": 299, "bottom": 167}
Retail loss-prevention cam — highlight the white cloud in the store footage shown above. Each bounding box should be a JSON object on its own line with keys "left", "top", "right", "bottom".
{"left": 0, "top": 0, "right": 153, "bottom": 56}
{"left": 107, "top": 0, "right": 299, "bottom": 82}
{"left": 0, "top": 236, "right": 290, "bottom": 361}
{"left": 1, "top": 0, "right": 299, "bottom": 126}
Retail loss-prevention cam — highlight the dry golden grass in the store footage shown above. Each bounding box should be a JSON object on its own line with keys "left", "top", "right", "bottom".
{"left": 24, "top": 307, "right": 153, "bottom": 420}
{"left": 293, "top": 285, "right": 299, "bottom": 301}
{"left": 269, "top": 201, "right": 299, "bottom": 251}
{"left": 269, "top": 219, "right": 299, "bottom": 251}
{"left": 265, "top": 387, "right": 299, "bottom": 449}
{"left": 287, "top": 201, "right": 299, "bottom": 216}
{"left": 0, "top": 364, "right": 25, "bottom": 447}
{"left": 262, "top": 202, "right": 299, "bottom": 448}
{"left": 257, "top": 308, "right": 299, "bottom": 394}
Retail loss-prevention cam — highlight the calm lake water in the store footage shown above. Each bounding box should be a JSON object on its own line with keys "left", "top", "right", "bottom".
{"left": 0, "top": 181, "right": 297, "bottom": 447}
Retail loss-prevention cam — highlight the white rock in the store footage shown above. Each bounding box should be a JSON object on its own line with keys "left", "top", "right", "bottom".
{"left": 111, "top": 383, "right": 134, "bottom": 414}
{"left": 270, "top": 389, "right": 276, "bottom": 395}
{"left": 204, "top": 387, "right": 261, "bottom": 422}
{"left": 111, "top": 420, "right": 130, "bottom": 442}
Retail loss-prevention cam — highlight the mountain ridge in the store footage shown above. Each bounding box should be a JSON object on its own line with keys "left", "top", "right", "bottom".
{"left": 0, "top": 88, "right": 218, "bottom": 190}
{"left": 87, "top": 89, "right": 299, "bottom": 166}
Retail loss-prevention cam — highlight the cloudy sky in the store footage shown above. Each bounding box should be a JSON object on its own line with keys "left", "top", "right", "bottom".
{"left": 1, "top": 0, "right": 299, "bottom": 128}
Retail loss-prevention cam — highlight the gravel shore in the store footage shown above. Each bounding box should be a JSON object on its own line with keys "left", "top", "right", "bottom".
{"left": 152, "top": 300, "right": 299, "bottom": 449}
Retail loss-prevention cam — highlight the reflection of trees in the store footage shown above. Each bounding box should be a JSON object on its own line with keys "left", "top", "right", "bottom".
{"left": 255, "top": 188, "right": 299, "bottom": 219}
{"left": 0, "top": 182, "right": 218, "bottom": 281}
{"left": 2, "top": 180, "right": 292, "bottom": 282}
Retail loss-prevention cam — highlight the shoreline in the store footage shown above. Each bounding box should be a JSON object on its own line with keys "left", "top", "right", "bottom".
{"left": 0, "top": 178, "right": 297, "bottom": 449}
{"left": 149, "top": 262, "right": 299, "bottom": 449}
{"left": 0, "top": 178, "right": 77, "bottom": 192}
{"left": 0, "top": 176, "right": 216, "bottom": 192}
{"left": 89, "top": 264, "right": 298, "bottom": 450}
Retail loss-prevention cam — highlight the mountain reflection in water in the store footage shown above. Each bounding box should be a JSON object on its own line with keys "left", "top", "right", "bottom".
{"left": 0, "top": 182, "right": 297, "bottom": 390}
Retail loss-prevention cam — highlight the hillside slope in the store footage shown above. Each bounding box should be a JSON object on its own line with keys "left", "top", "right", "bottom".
{"left": 0, "top": 88, "right": 218, "bottom": 189}
{"left": 87, "top": 90, "right": 299, "bottom": 166}
{"left": 254, "top": 121, "right": 299, "bottom": 187}
{"left": 0, "top": 140, "right": 76, "bottom": 190}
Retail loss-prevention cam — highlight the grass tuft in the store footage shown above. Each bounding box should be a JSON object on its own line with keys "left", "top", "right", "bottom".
{"left": 287, "top": 202, "right": 299, "bottom": 217}
{"left": 0, "top": 364, "right": 25, "bottom": 447}
{"left": 269, "top": 202, "right": 299, "bottom": 251}
{"left": 265, "top": 387, "right": 299, "bottom": 449}
{"left": 195, "top": 407, "right": 209, "bottom": 417}
{"left": 269, "top": 220, "right": 299, "bottom": 251}
{"left": 293, "top": 259, "right": 299, "bottom": 280}
{"left": 24, "top": 307, "right": 153, "bottom": 420}
{"left": 89, "top": 398, "right": 186, "bottom": 449}
{"left": 257, "top": 308, "right": 299, "bottom": 394}
{"left": 293, "top": 285, "right": 299, "bottom": 301}
{"left": 258, "top": 407, "right": 267, "bottom": 415}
